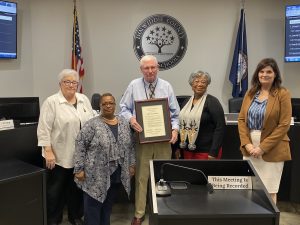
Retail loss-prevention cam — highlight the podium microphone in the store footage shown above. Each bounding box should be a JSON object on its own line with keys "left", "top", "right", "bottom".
{"left": 156, "top": 162, "right": 214, "bottom": 197}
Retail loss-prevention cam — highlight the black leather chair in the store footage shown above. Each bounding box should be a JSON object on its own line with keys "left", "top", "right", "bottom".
{"left": 91, "top": 93, "right": 101, "bottom": 111}
{"left": 228, "top": 97, "right": 243, "bottom": 113}
{"left": 291, "top": 98, "right": 300, "bottom": 122}
{"left": 176, "top": 95, "right": 191, "bottom": 109}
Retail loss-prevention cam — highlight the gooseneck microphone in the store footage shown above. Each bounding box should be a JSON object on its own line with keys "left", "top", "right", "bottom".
{"left": 156, "top": 162, "right": 214, "bottom": 197}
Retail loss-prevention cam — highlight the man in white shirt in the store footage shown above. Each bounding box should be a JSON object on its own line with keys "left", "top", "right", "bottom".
{"left": 119, "top": 55, "right": 179, "bottom": 225}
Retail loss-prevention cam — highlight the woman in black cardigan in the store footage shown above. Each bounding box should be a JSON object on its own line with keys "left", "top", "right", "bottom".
{"left": 175, "top": 70, "right": 225, "bottom": 159}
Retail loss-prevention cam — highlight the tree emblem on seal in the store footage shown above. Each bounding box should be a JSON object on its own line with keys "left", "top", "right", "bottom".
{"left": 146, "top": 26, "right": 175, "bottom": 53}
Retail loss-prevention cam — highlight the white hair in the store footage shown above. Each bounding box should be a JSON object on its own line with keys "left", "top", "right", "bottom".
{"left": 140, "top": 55, "right": 158, "bottom": 67}
{"left": 57, "top": 69, "right": 79, "bottom": 82}
{"left": 188, "top": 70, "right": 211, "bottom": 86}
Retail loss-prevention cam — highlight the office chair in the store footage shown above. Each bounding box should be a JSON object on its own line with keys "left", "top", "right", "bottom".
{"left": 228, "top": 97, "right": 243, "bottom": 113}
{"left": 176, "top": 95, "right": 191, "bottom": 109}
{"left": 91, "top": 93, "right": 101, "bottom": 111}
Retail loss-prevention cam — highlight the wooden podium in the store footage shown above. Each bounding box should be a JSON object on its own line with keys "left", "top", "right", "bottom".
{"left": 149, "top": 160, "right": 279, "bottom": 225}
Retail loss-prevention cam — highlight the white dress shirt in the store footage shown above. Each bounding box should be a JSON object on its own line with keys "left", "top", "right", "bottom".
{"left": 119, "top": 77, "right": 180, "bottom": 130}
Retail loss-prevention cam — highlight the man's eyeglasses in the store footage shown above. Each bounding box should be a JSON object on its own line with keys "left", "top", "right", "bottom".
{"left": 62, "top": 80, "right": 78, "bottom": 86}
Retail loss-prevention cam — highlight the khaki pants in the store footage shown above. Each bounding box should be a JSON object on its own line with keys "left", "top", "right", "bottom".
{"left": 134, "top": 142, "right": 171, "bottom": 218}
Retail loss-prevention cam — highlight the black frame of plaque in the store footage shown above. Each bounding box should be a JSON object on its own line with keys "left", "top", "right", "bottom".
{"left": 135, "top": 98, "right": 171, "bottom": 144}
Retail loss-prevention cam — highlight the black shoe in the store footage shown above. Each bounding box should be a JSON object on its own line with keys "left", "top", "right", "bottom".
{"left": 69, "top": 218, "right": 84, "bottom": 225}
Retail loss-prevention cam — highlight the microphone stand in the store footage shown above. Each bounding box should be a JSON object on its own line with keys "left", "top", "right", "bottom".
{"left": 156, "top": 162, "right": 214, "bottom": 197}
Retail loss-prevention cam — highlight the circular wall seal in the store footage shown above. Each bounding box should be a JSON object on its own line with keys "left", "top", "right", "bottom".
{"left": 133, "top": 14, "right": 188, "bottom": 71}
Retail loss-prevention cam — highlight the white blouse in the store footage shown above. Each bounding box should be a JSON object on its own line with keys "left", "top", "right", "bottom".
{"left": 37, "top": 90, "right": 93, "bottom": 168}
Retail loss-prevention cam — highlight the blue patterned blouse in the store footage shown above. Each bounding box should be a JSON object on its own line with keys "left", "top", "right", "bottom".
{"left": 247, "top": 93, "right": 268, "bottom": 130}
{"left": 74, "top": 115, "right": 135, "bottom": 203}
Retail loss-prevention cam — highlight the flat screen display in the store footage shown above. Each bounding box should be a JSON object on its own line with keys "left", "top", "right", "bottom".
{"left": 0, "top": 1, "right": 17, "bottom": 59}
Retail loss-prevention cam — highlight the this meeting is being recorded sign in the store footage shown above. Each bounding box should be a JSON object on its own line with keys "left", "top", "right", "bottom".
{"left": 208, "top": 176, "right": 253, "bottom": 190}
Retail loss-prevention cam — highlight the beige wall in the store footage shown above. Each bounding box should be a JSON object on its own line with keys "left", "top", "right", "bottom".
{"left": 0, "top": 0, "right": 299, "bottom": 112}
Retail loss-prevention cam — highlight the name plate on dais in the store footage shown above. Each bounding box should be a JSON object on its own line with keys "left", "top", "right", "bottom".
{"left": 208, "top": 176, "right": 252, "bottom": 190}
{"left": 0, "top": 119, "right": 14, "bottom": 131}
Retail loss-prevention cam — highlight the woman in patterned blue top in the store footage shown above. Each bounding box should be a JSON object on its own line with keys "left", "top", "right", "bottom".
{"left": 74, "top": 93, "right": 136, "bottom": 225}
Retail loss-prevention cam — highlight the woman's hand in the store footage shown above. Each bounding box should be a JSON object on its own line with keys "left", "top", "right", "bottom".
{"left": 129, "top": 166, "right": 135, "bottom": 177}
{"left": 75, "top": 171, "right": 85, "bottom": 181}
{"left": 44, "top": 147, "right": 56, "bottom": 170}
{"left": 208, "top": 155, "right": 215, "bottom": 160}
{"left": 175, "top": 149, "right": 181, "bottom": 159}
{"left": 245, "top": 144, "right": 254, "bottom": 154}
{"left": 249, "top": 146, "right": 264, "bottom": 158}
{"left": 169, "top": 129, "right": 178, "bottom": 144}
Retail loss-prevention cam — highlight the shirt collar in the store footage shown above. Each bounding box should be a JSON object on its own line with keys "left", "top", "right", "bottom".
{"left": 58, "top": 90, "right": 84, "bottom": 104}
{"left": 143, "top": 78, "right": 158, "bottom": 87}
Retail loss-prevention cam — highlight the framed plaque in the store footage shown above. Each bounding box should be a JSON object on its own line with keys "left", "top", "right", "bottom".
{"left": 135, "top": 98, "right": 171, "bottom": 144}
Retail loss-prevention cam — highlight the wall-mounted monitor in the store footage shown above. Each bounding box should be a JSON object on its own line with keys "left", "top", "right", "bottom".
{"left": 0, "top": 1, "right": 17, "bottom": 59}
{"left": 285, "top": 5, "right": 300, "bottom": 62}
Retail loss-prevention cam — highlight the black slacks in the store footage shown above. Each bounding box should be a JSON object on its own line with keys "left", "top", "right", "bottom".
{"left": 45, "top": 164, "right": 83, "bottom": 224}
{"left": 83, "top": 166, "right": 121, "bottom": 225}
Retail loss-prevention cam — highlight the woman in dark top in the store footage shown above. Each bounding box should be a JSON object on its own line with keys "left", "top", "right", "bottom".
{"left": 175, "top": 70, "right": 225, "bottom": 159}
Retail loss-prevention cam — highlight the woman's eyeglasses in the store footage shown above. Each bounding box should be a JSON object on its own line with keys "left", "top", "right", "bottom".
{"left": 62, "top": 80, "right": 78, "bottom": 86}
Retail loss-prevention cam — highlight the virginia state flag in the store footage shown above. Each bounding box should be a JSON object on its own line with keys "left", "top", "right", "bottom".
{"left": 229, "top": 8, "right": 248, "bottom": 97}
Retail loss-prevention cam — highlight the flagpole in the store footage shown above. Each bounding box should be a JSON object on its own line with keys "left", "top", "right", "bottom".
{"left": 72, "top": 0, "right": 76, "bottom": 69}
{"left": 239, "top": 0, "right": 246, "bottom": 93}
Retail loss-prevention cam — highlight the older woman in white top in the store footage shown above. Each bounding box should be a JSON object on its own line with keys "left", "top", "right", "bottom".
{"left": 37, "top": 69, "right": 93, "bottom": 225}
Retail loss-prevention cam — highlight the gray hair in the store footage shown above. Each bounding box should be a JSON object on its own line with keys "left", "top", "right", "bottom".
{"left": 188, "top": 70, "right": 211, "bottom": 86}
{"left": 140, "top": 55, "right": 158, "bottom": 67}
{"left": 57, "top": 69, "right": 79, "bottom": 82}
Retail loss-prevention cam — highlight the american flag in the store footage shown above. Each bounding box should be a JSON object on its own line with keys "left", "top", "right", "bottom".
{"left": 72, "top": 3, "right": 84, "bottom": 93}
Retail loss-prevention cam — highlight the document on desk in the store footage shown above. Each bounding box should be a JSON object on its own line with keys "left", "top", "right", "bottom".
{"left": 208, "top": 176, "right": 252, "bottom": 189}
